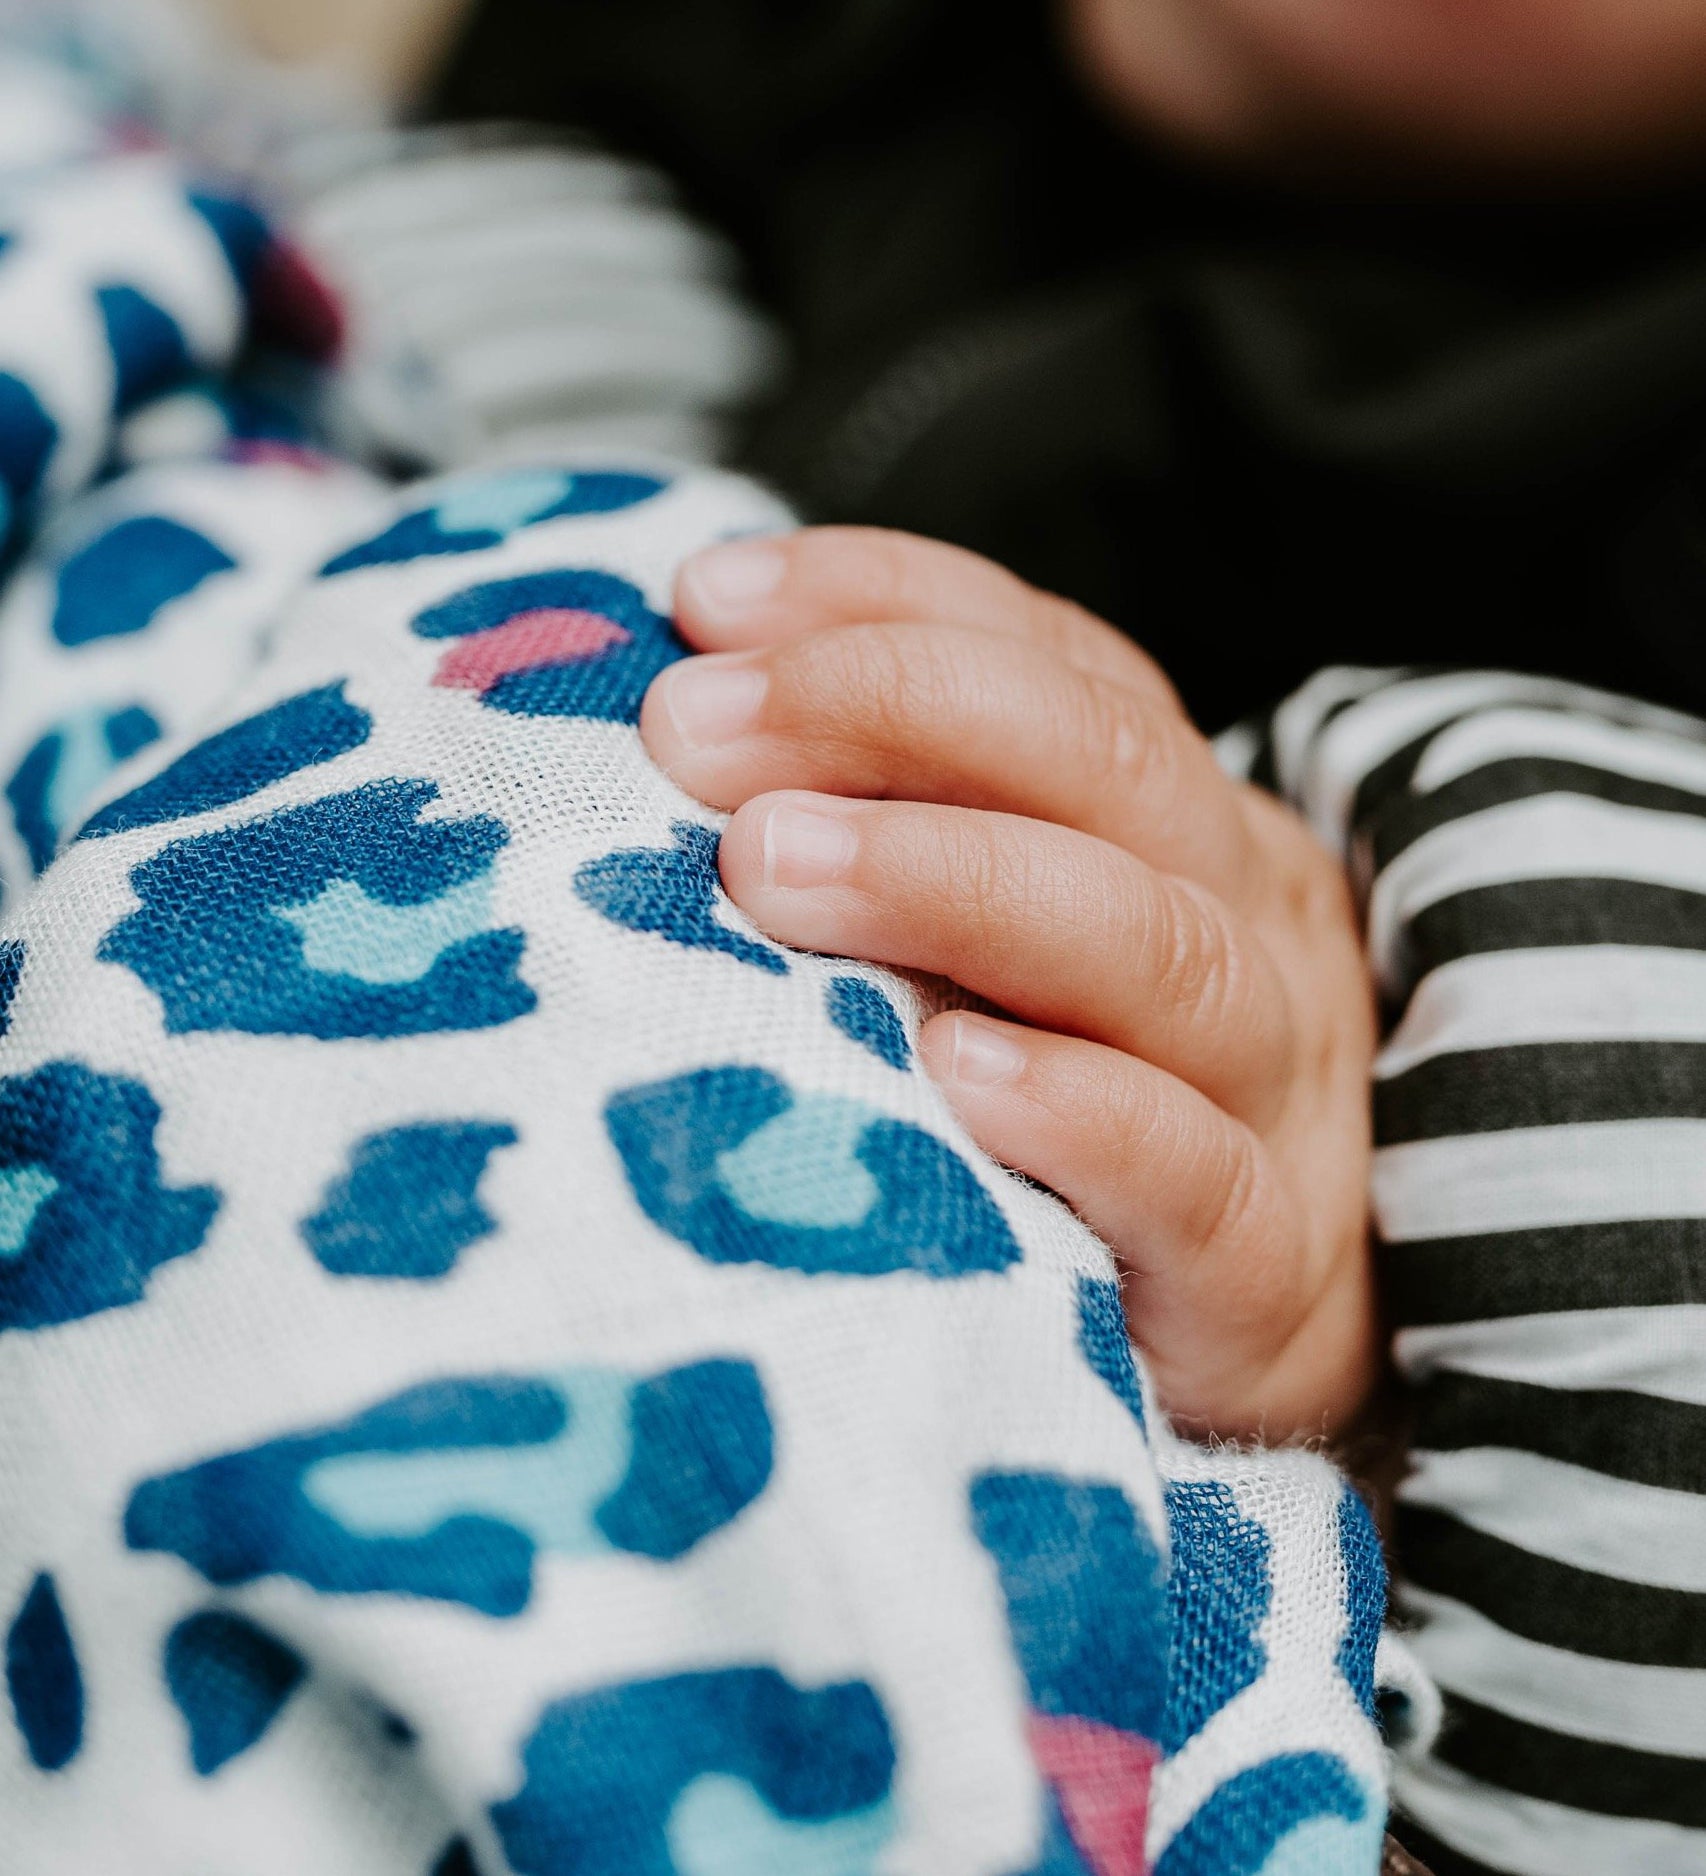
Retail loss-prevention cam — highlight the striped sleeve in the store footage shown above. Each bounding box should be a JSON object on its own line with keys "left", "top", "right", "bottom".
{"left": 1254, "top": 669, "right": 1706, "bottom": 1876}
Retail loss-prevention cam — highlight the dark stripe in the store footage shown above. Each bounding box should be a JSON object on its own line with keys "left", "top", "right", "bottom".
{"left": 1245, "top": 716, "right": 1279, "bottom": 794}
{"left": 1384, "top": 1218, "right": 1706, "bottom": 1325}
{"left": 1405, "top": 878, "right": 1706, "bottom": 975}
{"left": 1352, "top": 721, "right": 1446, "bottom": 839}
{"left": 1387, "top": 1816, "right": 1496, "bottom": 1876}
{"left": 1409, "top": 1373, "right": 1706, "bottom": 1495}
{"left": 1433, "top": 1692, "right": 1706, "bottom": 1830}
{"left": 1374, "top": 756, "right": 1706, "bottom": 871}
{"left": 1396, "top": 1504, "right": 1706, "bottom": 1669}
{"left": 1376, "top": 1039, "right": 1706, "bottom": 1142}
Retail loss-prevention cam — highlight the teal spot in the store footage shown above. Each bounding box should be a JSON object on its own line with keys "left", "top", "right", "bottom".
{"left": 302, "top": 1369, "right": 633, "bottom": 1558}
{"left": 0, "top": 1165, "right": 57, "bottom": 1257}
{"left": 1256, "top": 1808, "right": 1385, "bottom": 1876}
{"left": 668, "top": 1774, "right": 895, "bottom": 1876}
{"left": 276, "top": 874, "right": 495, "bottom": 986}
{"left": 44, "top": 710, "right": 121, "bottom": 842}
{"left": 435, "top": 470, "right": 572, "bottom": 536}
{"left": 714, "top": 1095, "right": 882, "bottom": 1230}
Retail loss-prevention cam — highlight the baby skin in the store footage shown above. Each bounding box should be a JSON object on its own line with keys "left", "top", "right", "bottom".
{"left": 642, "top": 528, "right": 1376, "bottom": 1443}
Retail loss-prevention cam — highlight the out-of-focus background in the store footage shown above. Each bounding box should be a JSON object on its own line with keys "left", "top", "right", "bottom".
{"left": 188, "top": 0, "right": 468, "bottom": 104}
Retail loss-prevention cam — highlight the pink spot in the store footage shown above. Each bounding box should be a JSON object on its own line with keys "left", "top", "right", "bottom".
{"left": 1027, "top": 1713, "right": 1158, "bottom": 1876}
{"left": 432, "top": 609, "right": 632, "bottom": 693}
{"left": 251, "top": 239, "right": 345, "bottom": 363}
{"left": 221, "top": 440, "right": 336, "bottom": 474}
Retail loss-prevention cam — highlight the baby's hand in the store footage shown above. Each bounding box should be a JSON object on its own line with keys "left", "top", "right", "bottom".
{"left": 641, "top": 529, "right": 1377, "bottom": 1441}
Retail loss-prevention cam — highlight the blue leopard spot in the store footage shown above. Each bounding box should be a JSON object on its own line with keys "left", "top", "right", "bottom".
{"left": 1152, "top": 1753, "right": 1371, "bottom": 1876}
{"left": 431, "top": 1840, "right": 478, "bottom": 1876}
{"left": 165, "top": 1609, "right": 305, "bottom": 1775}
{"left": 126, "top": 1361, "right": 772, "bottom": 1614}
{"left": 490, "top": 1666, "right": 896, "bottom": 1876}
{"left": 0, "top": 371, "right": 56, "bottom": 521}
{"left": 96, "top": 283, "right": 191, "bottom": 414}
{"left": 97, "top": 780, "right": 536, "bottom": 1038}
{"left": 80, "top": 683, "right": 371, "bottom": 841}
{"left": 0, "top": 1061, "right": 219, "bottom": 1331}
{"left": 1335, "top": 1486, "right": 1385, "bottom": 1721}
{"left": 574, "top": 823, "right": 787, "bottom": 974}
{"left": 412, "top": 568, "right": 683, "bottom": 721}
{"left": 1076, "top": 1275, "right": 1146, "bottom": 1432}
{"left": 607, "top": 1065, "right": 1020, "bottom": 1278}
{"left": 52, "top": 515, "right": 237, "bottom": 646}
{"left": 0, "top": 941, "right": 21, "bottom": 1036}
{"left": 322, "top": 469, "right": 666, "bottom": 574}
{"left": 8, "top": 703, "right": 163, "bottom": 871}
{"left": 5, "top": 1573, "right": 82, "bottom": 1772}
{"left": 970, "top": 1471, "right": 1167, "bottom": 1739}
{"left": 595, "top": 1359, "right": 774, "bottom": 1560}
{"left": 187, "top": 190, "right": 270, "bottom": 288}
{"left": 302, "top": 1120, "right": 519, "bottom": 1278}
{"left": 826, "top": 977, "right": 910, "bottom": 1069}
{"left": 1163, "top": 1480, "right": 1271, "bottom": 1751}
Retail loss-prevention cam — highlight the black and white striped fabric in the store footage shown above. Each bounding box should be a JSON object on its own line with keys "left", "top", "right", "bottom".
{"left": 1241, "top": 668, "right": 1706, "bottom": 1876}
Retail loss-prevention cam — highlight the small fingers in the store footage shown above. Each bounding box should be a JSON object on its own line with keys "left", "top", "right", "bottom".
{"left": 918, "top": 1012, "right": 1374, "bottom": 1438}
{"left": 675, "top": 525, "right": 1178, "bottom": 703}
{"left": 719, "top": 790, "right": 1292, "bottom": 1123}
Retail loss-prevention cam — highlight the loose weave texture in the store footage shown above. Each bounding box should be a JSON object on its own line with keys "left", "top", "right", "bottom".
{"left": 0, "top": 73, "right": 1391, "bottom": 1876}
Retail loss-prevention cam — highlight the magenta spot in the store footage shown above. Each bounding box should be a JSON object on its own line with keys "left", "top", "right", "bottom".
{"left": 432, "top": 610, "right": 632, "bottom": 693}
{"left": 1027, "top": 1712, "right": 1158, "bottom": 1876}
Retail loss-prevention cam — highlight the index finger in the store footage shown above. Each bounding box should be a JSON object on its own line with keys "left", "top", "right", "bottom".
{"left": 675, "top": 525, "right": 1182, "bottom": 709}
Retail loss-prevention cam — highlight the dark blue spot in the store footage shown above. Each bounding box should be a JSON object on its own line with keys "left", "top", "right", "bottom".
{"left": 126, "top": 1375, "right": 566, "bottom": 1616}
{"left": 5, "top": 1573, "right": 82, "bottom": 1770}
{"left": 323, "top": 473, "right": 665, "bottom": 574}
{"left": 187, "top": 191, "right": 270, "bottom": 289}
{"left": 574, "top": 822, "right": 786, "bottom": 974}
{"left": 826, "top": 976, "right": 910, "bottom": 1068}
{"left": 0, "top": 941, "right": 22, "bottom": 1037}
{"left": 1162, "top": 1480, "right": 1271, "bottom": 1751}
{"left": 82, "top": 684, "right": 370, "bottom": 842}
{"left": 8, "top": 704, "right": 164, "bottom": 872}
{"left": 596, "top": 1358, "right": 774, "bottom": 1559}
{"left": 490, "top": 1667, "right": 895, "bottom": 1876}
{"left": 164, "top": 1610, "right": 305, "bottom": 1775}
{"left": 97, "top": 780, "right": 537, "bottom": 1039}
{"left": 302, "top": 1120, "right": 519, "bottom": 1278}
{"left": 0, "top": 1061, "right": 220, "bottom": 1332}
{"left": 431, "top": 1840, "right": 478, "bottom": 1876}
{"left": 0, "top": 371, "right": 56, "bottom": 521}
{"left": 381, "top": 1710, "right": 418, "bottom": 1747}
{"left": 96, "top": 284, "right": 191, "bottom": 414}
{"left": 1077, "top": 1276, "right": 1145, "bottom": 1431}
{"left": 969, "top": 1471, "right": 1167, "bottom": 1740}
{"left": 52, "top": 515, "right": 236, "bottom": 646}
{"left": 1151, "top": 1753, "right": 1367, "bottom": 1876}
{"left": 606, "top": 1065, "right": 1021, "bottom": 1277}
{"left": 1336, "top": 1486, "right": 1385, "bottom": 1721}
{"left": 412, "top": 568, "right": 682, "bottom": 722}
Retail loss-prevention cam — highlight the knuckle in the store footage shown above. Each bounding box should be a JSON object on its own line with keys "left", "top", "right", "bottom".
{"left": 1195, "top": 1125, "right": 1272, "bottom": 1259}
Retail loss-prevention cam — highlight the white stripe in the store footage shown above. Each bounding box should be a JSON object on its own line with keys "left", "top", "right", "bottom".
{"left": 1399, "top": 1584, "right": 1706, "bottom": 1756}
{"left": 1402, "top": 1447, "right": 1706, "bottom": 1592}
{"left": 1212, "top": 718, "right": 1261, "bottom": 781}
{"left": 1377, "top": 946, "right": 1706, "bottom": 1076}
{"left": 1376, "top": 1118, "right": 1706, "bottom": 1240}
{"left": 1413, "top": 706, "right": 1706, "bottom": 799}
{"left": 1368, "top": 793, "right": 1706, "bottom": 988}
{"left": 1395, "top": 1752, "right": 1706, "bottom": 1876}
{"left": 1395, "top": 1306, "right": 1706, "bottom": 1405}
{"left": 1267, "top": 665, "right": 1391, "bottom": 806}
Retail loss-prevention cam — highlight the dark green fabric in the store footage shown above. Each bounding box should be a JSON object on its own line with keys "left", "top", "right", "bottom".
{"left": 433, "top": 0, "right": 1706, "bottom": 728}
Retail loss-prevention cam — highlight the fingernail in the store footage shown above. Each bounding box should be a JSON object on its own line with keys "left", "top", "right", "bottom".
{"left": 682, "top": 538, "right": 787, "bottom": 620}
{"left": 945, "top": 1015, "right": 1027, "bottom": 1088}
{"left": 655, "top": 655, "right": 768, "bottom": 749}
{"left": 761, "top": 802, "right": 859, "bottom": 888}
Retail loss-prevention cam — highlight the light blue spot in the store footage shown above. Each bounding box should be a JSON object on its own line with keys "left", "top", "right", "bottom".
{"left": 714, "top": 1095, "right": 881, "bottom": 1229}
{"left": 276, "top": 874, "right": 495, "bottom": 986}
{"left": 45, "top": 709, "right": 122, "bottom": 846}
{"left": 1256, "top": 1808, "right": 1384, "bottom": 1876}
{"left": 0, "top": 1165, "right": 57, "bottom": 1257}
{"left": 667, "top": 1774, "right": 895, "bottom": 1876}
{"left": 434, "top": 470, "right": 571, "bottom": 536}
{"left": 302, "top": 1369, "right": 633, "bottom": 1557}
